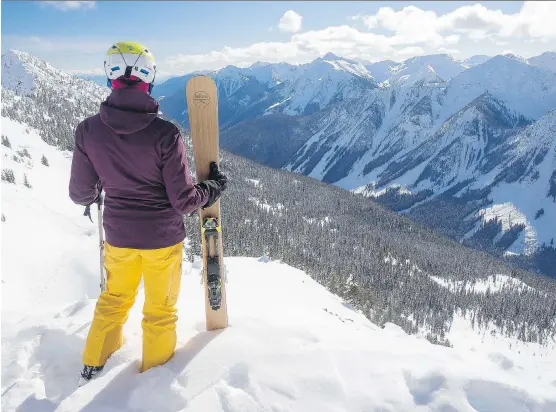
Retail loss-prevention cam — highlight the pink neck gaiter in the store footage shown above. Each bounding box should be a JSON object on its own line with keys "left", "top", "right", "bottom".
{"left": 111, "top": 78, "right": 150, "bottom": 93}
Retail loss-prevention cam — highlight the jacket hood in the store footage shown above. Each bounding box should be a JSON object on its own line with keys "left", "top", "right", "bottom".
{"left": 100, "top": 88, "right": 159, "bottom": 134}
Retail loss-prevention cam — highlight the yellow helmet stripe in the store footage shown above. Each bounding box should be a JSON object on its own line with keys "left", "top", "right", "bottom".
{"left": 106, "top": 41, "right": 155, "bottom": 64}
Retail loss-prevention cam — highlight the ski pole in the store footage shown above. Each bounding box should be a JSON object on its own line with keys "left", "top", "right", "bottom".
{"left": 97, "top": 193, "right": 107, "bottom": 293}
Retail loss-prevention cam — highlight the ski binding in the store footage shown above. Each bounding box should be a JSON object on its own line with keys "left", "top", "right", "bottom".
{"left": 202, "top": 217, "right": 222, "bottom": 310}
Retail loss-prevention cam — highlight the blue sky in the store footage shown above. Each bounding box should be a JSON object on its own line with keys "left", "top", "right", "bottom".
{"left": 2, "top": 1, "right": 554, "bottom": 78}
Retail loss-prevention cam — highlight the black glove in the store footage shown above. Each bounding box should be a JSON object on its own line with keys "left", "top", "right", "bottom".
{"left": 197, "top": 162, "right": 228, "bottom": 208}
{"left": 208, "top": 161, "right": 227, "bottom": 190}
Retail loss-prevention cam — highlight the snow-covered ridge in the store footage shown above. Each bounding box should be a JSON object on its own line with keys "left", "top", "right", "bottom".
{"left": 467, "top": 110, "right": 556, "bottom": 255}
{"left": 1, "top": 49, "right": 105, "bottom": 95}
{"left": 1, "top": 49, "right": 109, "bottom": 153}
{"left": 1, "top": 50, "right": 36, "bottom": 96}
{"left": 442, "top": 54, "right": 556, "bottom": 121}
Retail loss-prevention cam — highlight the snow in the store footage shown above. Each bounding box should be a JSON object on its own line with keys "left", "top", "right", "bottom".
{"left": 2, "top": 117, "right": 556, "bottom": 412}
{"left": 1, "top": 118, "right": 100, "bottom": 311}
{"left": 364, "top": 60, "right": 399, "bottom": 83}
{"left": 472, "top": 203, "right": 537, "bottom": 254}
{"left": 248, "top": 197, "right": 285, "bottom": 215}
{"left": 360, "top": 183, "right": 414, "bottom": 199}
{"left": 442, "top": 54, "right": 556, "bottom": 121}
{"left": 429, "top": 274, "right": 536, "bottom": 294}
{"left": 1, "top": 50, "right": 36, "bottom": 96}
{"left": 302, "top": 216, "right": 331, "bottom": 227}
{"left": 466, "top": 110, "right": 556, "bottom": 253}
{"left": 389, "top": 54, "right": 468, "bottom": 83}
{"left": 245, "top": 178, "right": 261, "bottom": 188}
{"left": 528, "top": 52, "right": 556, "bottom": 73}
{"left": 463, "top": 55, "right": 492, "bottom": 67}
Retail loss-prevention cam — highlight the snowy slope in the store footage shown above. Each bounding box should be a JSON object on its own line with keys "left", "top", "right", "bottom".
{"left": 276, "top": 53, "right": 376, "bottom": 116}
{"left": 467, "top": 110, "right": 556, "bottom": 254}
{"left": 1, "top": 49, "right": 109, "bottom": 151}
{"left": 363, "top": 59, "right": 399, "bottom": 83}
{"left": 528, "top": 51, "right": 556, "bottom": 73}
{"left": 463, "top": 55, "right": 492, "bottom": 67}
{"left": 389, "top": 54, "right": 469, "bottom": 83}
{"left": 1, "top": 49, "right": 105, "bottom": 97}
{"left": 441, "top": 55, "right": 556, "bottom": 121}
{"left": 2, "top": 115, "right": 556, "bottom": 411}
{"left": 1, "top": 50, "right": 36, "bottom": 96}
{"left": 268, "top": 54, "right": 556, "bottom": 266}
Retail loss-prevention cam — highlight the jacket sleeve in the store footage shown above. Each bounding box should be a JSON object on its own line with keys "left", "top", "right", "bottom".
{"left": 161, "top": 128, "right": 208, "bottom": 215}
{"left": 69, "top": 122, "right": 101, "bottom": 206}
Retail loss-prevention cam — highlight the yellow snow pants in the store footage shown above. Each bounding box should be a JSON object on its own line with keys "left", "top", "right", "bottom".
{"left": 82, "top": 241, "right": 183, "bottom": 373}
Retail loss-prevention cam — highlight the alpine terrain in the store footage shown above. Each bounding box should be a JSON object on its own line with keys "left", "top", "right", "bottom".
{"left": 2, "top": 50, "right": 556, "bottom": 411}
{"left": 153, "top": 51, "right": 556, "bottom": 278}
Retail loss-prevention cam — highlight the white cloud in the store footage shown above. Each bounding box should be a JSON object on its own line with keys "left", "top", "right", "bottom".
{"left": 356, "top": 2, "right": 556, "bottom": 44}
{"left": 16, "top": 2, "right": 555, "bottom": 76}
{"left": 40, "top": 1, "right": 96, "bottom": 11}
{"left": 161, "top": 1, "right": 556, "bottom": 76}
{"left": 3, "top": 35, "right": 107, "bottom": 54}
{"left": 164, "top": 25, "right": 404, "bottom": 74}
{"left": 394, "top": 47, "right": 425, "bottom": 59}
{"left": 278, "top": 10, "right": 303, "bottom": 33}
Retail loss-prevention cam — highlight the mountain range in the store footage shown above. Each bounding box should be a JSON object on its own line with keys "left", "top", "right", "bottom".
{"left": 2, "top": 47, "right": 555, "bottom": 351}
{"left": 152, "top": 51, "right": 556, "bottom": 277}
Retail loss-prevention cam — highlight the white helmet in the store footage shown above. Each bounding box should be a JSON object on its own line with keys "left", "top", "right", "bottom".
{"left": 104, "top": 41, "right": 156, "bottom": 86}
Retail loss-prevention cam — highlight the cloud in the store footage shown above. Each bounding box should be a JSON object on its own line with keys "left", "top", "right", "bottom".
{"left": 3, "top": 35, "right": 107, "bottom": 54}
{"left": 394, "top": 47, "right": 425, "bottom": 59}
{"left": 17, "top": 2, "right": 555, "bottom": 76}
{"left": 355, "top": 2, "right": 556, "bottom": 44}
{"left": 40, "top": 1, "right": 96, "bottom": 11}
{"left": 278, "top": 10, "right": 303, "bottom": 33}
{"left": 164, "top": 25, "right": 405, "bottom": 74}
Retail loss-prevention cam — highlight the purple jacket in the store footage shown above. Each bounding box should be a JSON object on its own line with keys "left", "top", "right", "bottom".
{"left": 69, "top": 88, "right": 208, "bottom": 249}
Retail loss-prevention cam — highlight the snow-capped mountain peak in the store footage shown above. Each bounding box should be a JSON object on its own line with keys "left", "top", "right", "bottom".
{"left": 389, "top": 53, "right": 468, "bottom": 83}
{"left": 1, "top": 49, "right": 88, "bottom": 94}
{"left": 1, "top": 49, "right": 38, "bottom": 96}
{"left": 321, "top": 52, "right": 344, "bottom": 61}
{"left": 249, "top": 60, "right": 272, "bottom": 68}
{"left": 463, "top": 55, "right": 492, "bottom": 67}
{"left": 443, "top": 53, "right": 556, "bottom": 121}
{"left": 502, "top": 53, "right": 529, "bottom": 65}
{"left": 395, "top": 64, "right": 445, "bottom": 86}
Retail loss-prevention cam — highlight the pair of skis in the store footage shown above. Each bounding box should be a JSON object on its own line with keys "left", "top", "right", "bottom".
{"left": 186, "top": 76, "right": 229, "bottom": 331}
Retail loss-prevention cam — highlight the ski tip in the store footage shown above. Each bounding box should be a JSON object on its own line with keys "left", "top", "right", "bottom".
{"left": 186, "top": 75, "right": 216, "bottom": 90}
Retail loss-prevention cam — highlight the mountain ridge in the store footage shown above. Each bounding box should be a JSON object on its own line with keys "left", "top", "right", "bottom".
{"left": 149, "top": 50, "right": 556, "bottom": 276}
{"left": 2, "top": 50, "right": 554, "bottom": 352}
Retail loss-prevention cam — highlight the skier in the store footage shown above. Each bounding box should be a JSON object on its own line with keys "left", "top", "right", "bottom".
{"left": 68, "top": 41, "right": 228, "bottom": 383}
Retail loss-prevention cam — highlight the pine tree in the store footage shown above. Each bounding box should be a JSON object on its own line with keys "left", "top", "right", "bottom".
{"left": 1, "top": 135, "right": 11, "bottom": 148}
{"left": 23, "top": 173, "right": 32, "bottom": 188}
{"left": 17, "top": 148, "right": 31, "bottom": 159}
{"left": 41, "top": 155, "right": 49, "bottom": 167}
{"left": 1, "top": 169, "right": 15, "bottom": 184}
